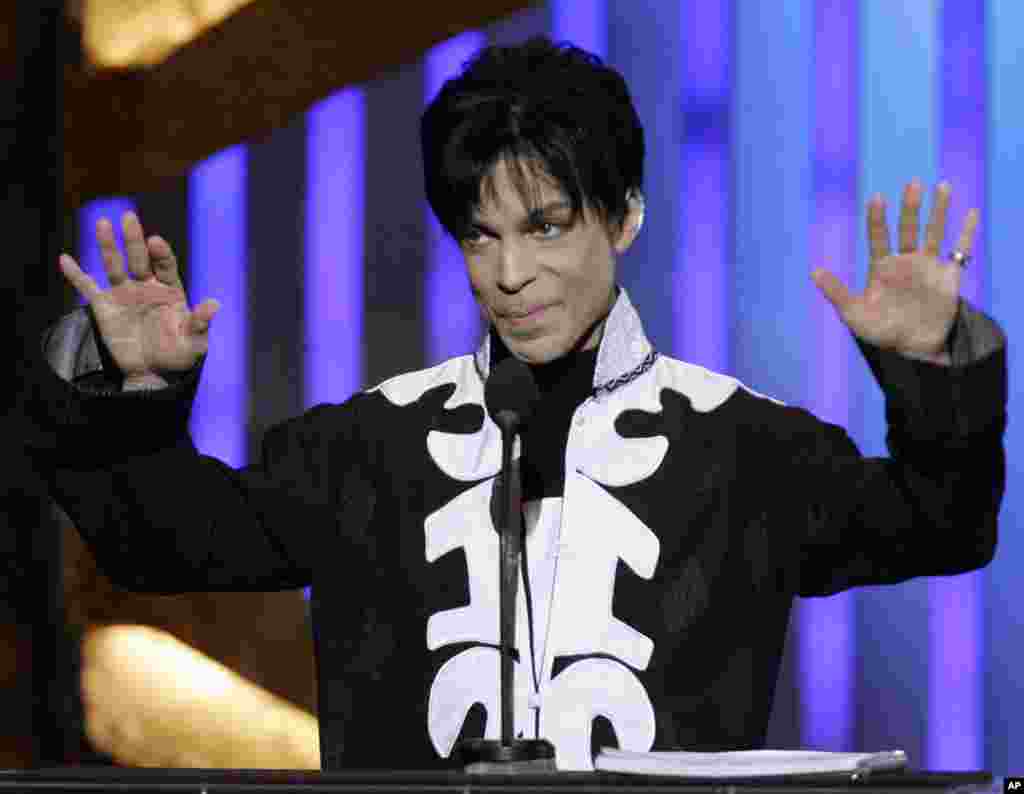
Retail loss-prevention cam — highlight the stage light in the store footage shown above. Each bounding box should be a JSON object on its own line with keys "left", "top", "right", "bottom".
{"left": 82, "top": 0, "right": 254, "bottom": 68}
{"left": 80, "top": 624, "right": 319, "bottom": 768}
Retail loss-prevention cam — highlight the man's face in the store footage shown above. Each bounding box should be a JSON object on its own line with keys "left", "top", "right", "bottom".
{"left": 461, "top": 157, "right": 641, "bottom": 365}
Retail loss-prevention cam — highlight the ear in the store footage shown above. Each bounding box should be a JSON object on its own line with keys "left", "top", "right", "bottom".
{"left": 612, "top": 191, "right": 645, "bottom": 254}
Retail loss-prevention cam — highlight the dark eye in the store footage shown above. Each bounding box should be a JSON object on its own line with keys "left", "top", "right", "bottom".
{"left": 534, "top": 222, "right": 564, "bottom": 240}
{"left": 460, "top": 221, "right": 565, "bottom": 249}
{"left": 461, "top": 229, "right": 487, "bottom": 247}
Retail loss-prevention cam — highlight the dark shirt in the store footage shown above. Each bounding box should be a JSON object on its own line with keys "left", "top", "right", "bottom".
{"left": 489, "top": 327, "right": 600, "bottom": 503}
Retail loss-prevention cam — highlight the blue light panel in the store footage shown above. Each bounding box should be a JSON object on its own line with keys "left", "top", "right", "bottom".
{"left": 188, "top": 146, "right": 248, "bottom": 470}
{"left": 424, "top": 32, "right": 487, "bottom": 365}
{"left": 303, "top": 87, "right": 366, "bottom": 602}
{"left": 550, "top": 0, "right": 605, "bottom": 56}
{"left": 856, "top": 0, "right": 938, "bottom": 763}
{"left": 799, "top": 0, "right": 860, "bottom": 752}
{"left": 676, "top": 0, "right": 731, "bottom": 373}
{"left": 928, "top": 0, "right": 987, "bottom": 771}
{"left": 984, "top": 0, "right": 1024, "bottom": 776}
{"left": 305, "top": 87, "right": 366, "bottom": 407}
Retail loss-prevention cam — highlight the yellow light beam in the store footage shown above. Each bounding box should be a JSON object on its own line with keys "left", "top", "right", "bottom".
{"left": 82, "top": 0, "right": 255, "bottom": 68}
{"left": 81, "top": 624, "right": 320, "bottom": 768}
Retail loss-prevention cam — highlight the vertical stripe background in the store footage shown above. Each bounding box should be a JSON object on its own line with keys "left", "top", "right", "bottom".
{"left": 855, "top": 0, "right": 937, "bottom": 768}
{"left": 986, "top": 0, "right": 1023, "bottom": 775}
{"left": 932, "top": 0, "right": 987, "bottom": 771}
{"left": 187, "top": 146, "right": 248, "bottom": 468}
{"left": 74, "top": 0, "right": 1021, "bottom": 775}
{"left": 424, "top": 32, "right": 486, "bottom": 366}
{"left": 804, "top": 0, "right": 858, "bottom": 753}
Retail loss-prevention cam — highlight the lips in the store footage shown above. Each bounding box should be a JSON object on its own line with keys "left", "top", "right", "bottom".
{"left": 501, "top": 304, "right": 554, "bottom": 329}
{"left": 502, "top": 304, "right": 550, "bottom": 319}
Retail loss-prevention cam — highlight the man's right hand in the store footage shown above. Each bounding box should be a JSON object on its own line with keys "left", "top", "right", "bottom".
{"left": 58, "top": 211, "right": 220, "bottom": 381}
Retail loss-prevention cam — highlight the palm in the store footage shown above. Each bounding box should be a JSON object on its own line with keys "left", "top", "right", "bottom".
{"left": 841, "top": 252, "right": 961, "bottom": 353}
{"left": 57, "top": 212, "right": 219, "bottom": 380}
{"left": 94, "top": 277, "right": 198, "bottom": 378}
{"left": 812, "top": 180, "right": 978, "bottom": 359}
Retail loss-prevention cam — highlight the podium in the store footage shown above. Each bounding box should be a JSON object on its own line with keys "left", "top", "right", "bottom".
{"left": 0, "top": 767, "right": 1000, "bottom": 792}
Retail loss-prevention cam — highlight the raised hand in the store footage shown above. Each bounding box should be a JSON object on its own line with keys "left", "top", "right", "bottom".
{"left": 57, "top": 212, "right": 220, "bottom": 381}
{"left": 811, "top": 180, "right": 979, "bottom": 363}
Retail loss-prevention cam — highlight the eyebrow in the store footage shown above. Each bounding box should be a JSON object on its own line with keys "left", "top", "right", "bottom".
{"left": 469, "top": 201, "right": 573, "bottom": 234}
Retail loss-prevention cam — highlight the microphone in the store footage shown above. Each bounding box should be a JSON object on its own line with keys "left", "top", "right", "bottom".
{"left": 484, "top": 355, "right": 540, "bottom": 436}
{"left": 454, "top": 356, "right": 555, "bottom": 772}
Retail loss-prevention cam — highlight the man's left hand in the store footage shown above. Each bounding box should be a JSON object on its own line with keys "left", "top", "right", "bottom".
{"left": 811, "top": 179, "right": 979, "bottom": 364}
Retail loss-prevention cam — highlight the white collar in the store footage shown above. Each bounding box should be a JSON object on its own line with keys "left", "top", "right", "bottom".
{"left": 473, "top": 285, "right": 656, "bottom": 397}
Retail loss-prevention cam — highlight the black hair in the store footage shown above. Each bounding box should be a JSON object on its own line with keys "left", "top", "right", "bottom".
{"left": 420, "top": 34, "right": 645, "bottom": 245}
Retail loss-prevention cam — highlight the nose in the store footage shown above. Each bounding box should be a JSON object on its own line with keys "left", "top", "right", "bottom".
{"left": 496, "top": 243, "right": 537, "bottom": 294}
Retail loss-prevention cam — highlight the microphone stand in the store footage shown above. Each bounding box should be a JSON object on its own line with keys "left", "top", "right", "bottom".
{"left": 454, "top": 411, "right": 556, "bottom": 773}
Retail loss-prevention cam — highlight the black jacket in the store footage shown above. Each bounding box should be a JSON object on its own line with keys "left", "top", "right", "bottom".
{"left": 18, "top": 286, "right": 1007, "bottom": 770}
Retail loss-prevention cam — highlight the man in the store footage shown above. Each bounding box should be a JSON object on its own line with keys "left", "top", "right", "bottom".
{"left": 23, "top": 35, "right": 1006, "bottom": 771}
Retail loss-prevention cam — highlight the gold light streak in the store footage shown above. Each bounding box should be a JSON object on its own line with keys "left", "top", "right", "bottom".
{"left": 80, "top": 624, "right": 320, "bottom": 768}
{"left": 82, "top": 0, "right": 255, "bottom": 68}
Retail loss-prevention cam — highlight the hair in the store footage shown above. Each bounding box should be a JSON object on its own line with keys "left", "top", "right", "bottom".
{"left": 420, "top": 34, "right": 645, "bottom": 245}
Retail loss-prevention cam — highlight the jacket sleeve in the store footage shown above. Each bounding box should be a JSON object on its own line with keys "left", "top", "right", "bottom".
{"left": 794, "top": 298, "right": 1007, "bottom": 597}
{"left": 19, "top": 305, "right": 376, "bottom": 595}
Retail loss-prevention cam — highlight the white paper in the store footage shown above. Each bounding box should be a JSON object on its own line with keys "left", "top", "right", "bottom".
{"left": 593, "top": 748, "right": 907, "bottom": 778}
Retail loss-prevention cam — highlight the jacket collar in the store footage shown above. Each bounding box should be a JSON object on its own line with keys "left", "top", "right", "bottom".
{"left": 473, "top": 285, "right": 655, "bottom": 397}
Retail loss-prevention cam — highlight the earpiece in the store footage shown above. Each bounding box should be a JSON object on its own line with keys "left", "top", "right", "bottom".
{"left": 628, "top": 189, "right": 645, "bottom": 233}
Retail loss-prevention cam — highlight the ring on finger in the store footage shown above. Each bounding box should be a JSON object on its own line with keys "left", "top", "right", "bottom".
{"left": 950, "top": 249, "right": 971, "bottom": 268}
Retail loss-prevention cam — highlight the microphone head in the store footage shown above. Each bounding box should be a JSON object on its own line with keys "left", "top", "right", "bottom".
{"left": 485, "top": 356, "right": 540, "bottom": 433}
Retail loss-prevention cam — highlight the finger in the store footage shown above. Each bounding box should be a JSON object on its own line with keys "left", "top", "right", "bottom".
{"left": 122, "top": 212, "right": 152, "bottom": 281}
{"left": 811, "top": 267, "right": 853, "bottom": 312}
{"left": 867, "top": 194, "right": 891, "bottom": 264}
{"left": 189, "top": 298, "right": 220, "bottom": 335}
{"left": 96, "top": 217, "right": 129, "bottom": 287}
{"left": 923, "top": 181, "right": 952, "bottom": 258}
{"left": 898, "top": 179, "right": 923, "bottom": 254}
{"left": 148, "top": 236, "right": 183, "bottom": 288}
{"left": 58, "top": 253, "right": 103, "bottom": 304}
{"left": 954, "top": 208, "right": 980, "bottom": 258}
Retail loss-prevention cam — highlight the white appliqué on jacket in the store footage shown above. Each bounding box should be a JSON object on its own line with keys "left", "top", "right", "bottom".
{"left": 370, "top": 287, "right": 763, "bottom": 770}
